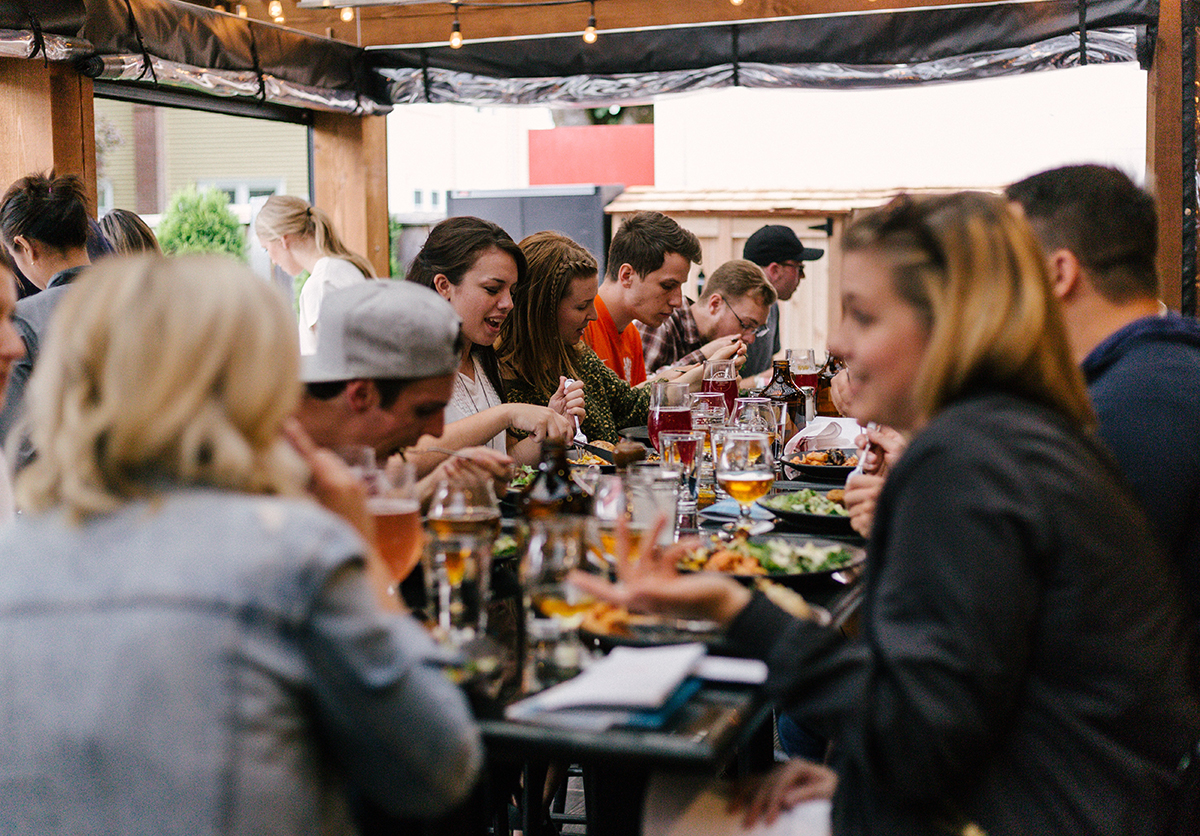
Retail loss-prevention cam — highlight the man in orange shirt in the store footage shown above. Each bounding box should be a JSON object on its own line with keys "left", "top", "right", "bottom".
{"left": 584, "top": 211, "right": 702, "bottom": 385}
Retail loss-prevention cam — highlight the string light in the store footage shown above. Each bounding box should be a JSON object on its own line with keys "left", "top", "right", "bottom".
{"left": 236, "top": 3, "right": 248, "bottom": 16}
{"left": 268, "top": 1, "right": 283, "bottom": 16}
{"left": 730, "top": 0, "right": 745, "bottom": 6}
{"left": 583, "top": 0, "right": 597, "bottom": 44}
{"left": 449, "top": 4, "right": 463, "bottom": 48}
{"left": 340, "top": 6, "right": 354, "bottom": 22}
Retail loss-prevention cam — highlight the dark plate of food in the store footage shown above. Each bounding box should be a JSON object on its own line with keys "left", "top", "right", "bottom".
{"left": 577, "top": 602, "right": 731, "bottom": 652}
{"left": 757, "top": 488, "right": 856, "bottom": 535}
{"left": 781, "top": 447, "right": 859, "bottom": 483}
{"left": 678, "top": 533, "right": 865, "bottom": 595}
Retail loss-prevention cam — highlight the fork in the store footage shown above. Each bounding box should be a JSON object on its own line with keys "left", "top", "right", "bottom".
{"left": 847, "top": 421, "right": 878, "bottom": 480}
{"left": 563, "top": 377, "right": 587, "bottom": 444}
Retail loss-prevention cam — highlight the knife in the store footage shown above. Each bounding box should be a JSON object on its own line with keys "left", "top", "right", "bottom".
{"left": 572, "top": 440, "right": 616, "bottom": 464}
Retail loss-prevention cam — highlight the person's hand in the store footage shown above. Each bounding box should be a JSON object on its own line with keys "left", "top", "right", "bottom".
{"left": 548, "top": 376, "right": 587, "bottom": 423}
{"left": 699, "top": 334, "right": 743, "bottom": 361}
{"left": 506, "top": 403, "right": 574, "bottom": 444}
{"left": 283, "top": 419, "right": 403, "bottom": 612}
{"left": 843, "top": 471, "right": 885, "bottom": 539}
{"left": 414, "top": 446, "right": 514, "bottom": 505}
{"left": 706, "top": 336, "right": 747, "bottom": 366}
{"left": 730, "top": 759, "right": 838, "bottom": 828}
{"left": 830, "top": 369, "right": 855, "bottom": 417}
{"left": 854, "top": 424, "right": 907, "bottom": 478}
{"left": 283, "top": 418, "right": 371, "bottom": 541}
{"left": 568, "top": 518, "right": 752, "bottom": 626}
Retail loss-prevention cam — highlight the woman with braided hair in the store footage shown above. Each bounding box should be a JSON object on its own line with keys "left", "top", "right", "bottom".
{"left": 255, "top": 194, "right": 375, "bottom": 355}
{"left": 499, "top": 230, "right": 654, "bottom": 444}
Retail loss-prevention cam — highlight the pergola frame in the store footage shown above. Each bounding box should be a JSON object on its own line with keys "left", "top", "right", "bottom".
{"left": 0, "top": 0, "right": 1191, "bottom": 311}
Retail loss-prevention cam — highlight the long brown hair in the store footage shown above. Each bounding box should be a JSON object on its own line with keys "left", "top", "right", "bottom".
{"left": 843, "top": 191, "right": 1094, "bottom": 429}
{"left": 498, "top": 231, "right": 597, "bottom": 397}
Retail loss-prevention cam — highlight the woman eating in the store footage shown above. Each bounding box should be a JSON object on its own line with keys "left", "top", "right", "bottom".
{"left": 499, "top": 231, "right": 726, "bottom": 445}
{"left": 574, "top": 192, "right": 1200, "bottom": 835}
{"left": 406, "top": 216, "right": 581, "bottom": 468}
{"left": 254, "top": 194, "right": 375, "bottom": 355}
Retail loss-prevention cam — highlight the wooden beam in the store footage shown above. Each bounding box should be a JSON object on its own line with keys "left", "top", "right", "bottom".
{"left": 312, "top": 112, "right": 391, "bottom": 276}
{"left": 1147, "top": 0, "right": 1183, "bottom": 311}
{"left": 0, "top": 58, "right": 97, "bottom": 215}
{"left": 279, "top": 0, "right": 1024, "bottom": 48}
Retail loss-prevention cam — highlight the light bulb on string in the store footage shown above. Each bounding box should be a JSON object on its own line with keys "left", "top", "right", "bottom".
{"left": 583, "top": 1, "right": 597, "bottom": 43}
{"left": 449, "top": 5, "right": 463, "bottom": 48}
{"left": 236, "top": 3, "right": 248, "bottom": 17}
{"left": 340, "top": 6, "right": 354, "bottom": 22}
{"left": 730, "top": 0, "right": 745, "bottom": 6}
{"left": 268, "top": 1, "right": 283, "bottom": 16}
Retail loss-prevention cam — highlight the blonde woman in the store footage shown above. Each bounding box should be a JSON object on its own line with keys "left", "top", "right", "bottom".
{"left": 255, "top": 194, "right": 375, "bottom": 354}
{"left": 576, "top": 193, "right": 1199, "bottom": 835}
{"left": 98, "top": 208, "right": 161, "bottom": 255}
{"left": 0, "top": 254, "right": 479, "bottom": 831}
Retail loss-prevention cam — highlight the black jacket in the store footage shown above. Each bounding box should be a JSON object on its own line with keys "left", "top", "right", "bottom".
{"left": 729, "top": 391, "right": 1200, "bottom": 835}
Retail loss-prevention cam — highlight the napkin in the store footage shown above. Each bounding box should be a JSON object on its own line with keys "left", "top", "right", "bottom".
{"left": 698, "top": 497, "right": 775, "bottom": 522}
{"left": 783, "top": 418, "right": 860, "bottom": 456}
{"left": 505, "top": 643, "right": 707, "bottom": 730}
{"left": 643, "top": 773, "right": 832, "bottom": 836}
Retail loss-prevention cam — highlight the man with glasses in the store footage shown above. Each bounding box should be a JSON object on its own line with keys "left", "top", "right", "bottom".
{"left": 638, "top": 258, "right": 775, "bottom": 377}
{"left": 742, "top": 224, "right": 825, "bottom": 380}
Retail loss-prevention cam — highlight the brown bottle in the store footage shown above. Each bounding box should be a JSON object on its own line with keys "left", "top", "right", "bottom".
{"left": 519, "top": 438, "right": 591, "bottom": 519}
{"left": 815, "top": 352, "right": 846, "bottom": 416}
{"left": 761, "top": 358, "right": 804, "bottom": 455}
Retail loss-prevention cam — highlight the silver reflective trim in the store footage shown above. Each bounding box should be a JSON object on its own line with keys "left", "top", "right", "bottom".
{"left": 380, "top": 27, "right": 1137, "bottom": 107}
{"left": 0, "top": 29, "right": 91, "bottom": 61}
{"left": 93, "top": 54, "right": 391, "bottom": 115}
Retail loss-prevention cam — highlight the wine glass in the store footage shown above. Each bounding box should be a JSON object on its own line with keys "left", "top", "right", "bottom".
{"left": 648, "top": 380, "right": 692, "bottom": 452}
{"left": 520, "top": 517, "right": 593, "bottom": 689}
{"left": 424, "top": 473, "right": 500, "bottom": 642}
{"left": 715, "top": 431, "right": 775, "bottom": 532}
{"left": 659, "top": 430, "right": 704, "bottom": 528}
{"left": 703, "top": 357, "right": 738, "bottom": 416}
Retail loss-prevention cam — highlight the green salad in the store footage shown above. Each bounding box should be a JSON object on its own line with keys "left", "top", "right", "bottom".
{"left": 761, "top": 488, "right": 849, "bottom": 517}
{"left": 680, "top": 537, "right": 859, "bottom": 575}
{"left": 509, "top": 465, "right": 537, "bottom": 490}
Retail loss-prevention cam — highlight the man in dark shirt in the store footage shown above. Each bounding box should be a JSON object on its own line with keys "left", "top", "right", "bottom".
{"left": 1008, "top": 164, "right": 1200, "bottom": 622}
{"left": 741, "top": 224, "right": 824, "bottom": 380}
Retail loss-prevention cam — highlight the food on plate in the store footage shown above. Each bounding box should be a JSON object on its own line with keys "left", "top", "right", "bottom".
{"left": 760, "top": 488, "right": 849, "bottom": 517}
{"left": 826, "top": 489, "right": 845, "bottom": 504}
{"left": 580, "top": 602, "right": 635, "bottom": 636}
{"left": 573, "top": 439, "right": 615, "bottom": 466}
{"left": 492, "top": 534, "right": 519, "bottom": 562}
{"left": 509, "top": 464, "right": 537, "bottom": 489}
{"left": 789, "top": 449, "right": 859, "bottom": 468}
{"left": 680, "top": 536, "right": 858, "bottom": 576}
{"left": 754, "top": 579, "right": 814, "bottom": 620}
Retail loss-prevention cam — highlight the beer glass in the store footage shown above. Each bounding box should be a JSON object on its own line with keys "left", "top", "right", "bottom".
{"left": 703, "top": 357, "right": 739, "bottom": 416}
{"left": 365, "top": 460, "right": 422, "bottom": 586}
{"left": 715, "top": 431, "right": 775, "bottom": 531}
{"left": 648, "top": 380, "right": 691, "bottom": 452}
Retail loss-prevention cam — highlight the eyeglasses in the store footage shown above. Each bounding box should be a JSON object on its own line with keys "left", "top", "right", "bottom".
{"left": 720, "top": 296, "right": 769, "bottom": 338}
{"left": 780, "top": 260, "right": 806, "bottom": 277}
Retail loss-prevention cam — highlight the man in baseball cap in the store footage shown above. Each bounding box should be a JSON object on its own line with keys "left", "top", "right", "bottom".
{"left": 295, "top": 280, "right": 466, "bottom": 457}
{"left": 741, "top": 224, "right": 825, "bottom": 378}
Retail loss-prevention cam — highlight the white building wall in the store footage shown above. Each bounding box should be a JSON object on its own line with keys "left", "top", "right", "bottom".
{"left": 654, "top": 63, "right": 1147, "bottom": 191}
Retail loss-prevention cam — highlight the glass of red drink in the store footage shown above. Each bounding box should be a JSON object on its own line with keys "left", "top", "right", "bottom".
{"left": 648, "top": 381, "right": 692, "bottom": 451}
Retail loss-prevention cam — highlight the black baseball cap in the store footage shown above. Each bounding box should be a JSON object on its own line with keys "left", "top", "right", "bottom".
{"left": 743, "top": 225, "right": 824, "bottom": 267}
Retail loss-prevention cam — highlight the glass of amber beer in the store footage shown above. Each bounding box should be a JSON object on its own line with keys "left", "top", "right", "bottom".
{"left": 364, "top": 459, "right": 422, "bottom": 587}
{"left": 715, "top": 431, "right": 775, "bottom": 532}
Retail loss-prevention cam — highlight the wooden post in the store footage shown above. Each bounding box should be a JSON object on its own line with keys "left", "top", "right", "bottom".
{"left": 1147, "top": 0, "right": 1185, "bottom": 311}
{"left": 0, "top": 57, "right": 96, "bottom": 214}
{"left": 312, "top": 112, "right": 390, "bottom": 277}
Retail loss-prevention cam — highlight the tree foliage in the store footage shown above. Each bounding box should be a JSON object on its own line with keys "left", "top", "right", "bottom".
{"left": 157, "top": 186, "right": 246, "bottom": 259}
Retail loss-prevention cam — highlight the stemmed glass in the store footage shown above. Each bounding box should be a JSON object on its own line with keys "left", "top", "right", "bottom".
{"left": 659, "top": 430, "right": 704, "bottom": 530}
{"left": 520, "top": 517, "right": 593, "bottom": 689}
{"left": 715, "top": 431, "right": 775, "bottom": 531}
{"left": 424, "top": 473, "right": 500, "bottom": 642}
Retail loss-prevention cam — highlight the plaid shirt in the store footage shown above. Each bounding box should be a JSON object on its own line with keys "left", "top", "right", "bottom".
{"left": 637, "top": 300, "right": 707, "bottom": 376}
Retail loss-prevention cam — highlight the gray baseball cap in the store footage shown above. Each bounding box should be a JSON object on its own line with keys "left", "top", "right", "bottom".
{"left": 301, "top": 281, "right": 463, "bottom": 383}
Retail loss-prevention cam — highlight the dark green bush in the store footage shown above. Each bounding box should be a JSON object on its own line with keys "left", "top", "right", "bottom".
{"left": 157, "top": 186, "right": 246, "bottom": 259}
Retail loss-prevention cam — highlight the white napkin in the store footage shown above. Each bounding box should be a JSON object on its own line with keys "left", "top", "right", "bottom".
{"left": 783, "top": 419, "right": 843, "bottom": 456}
{"left": 643, "top": 773, "right": 832, "bottom": 836}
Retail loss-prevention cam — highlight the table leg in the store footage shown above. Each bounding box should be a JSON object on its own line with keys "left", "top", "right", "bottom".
{"left": 582, "top": 763, "right": 649, "bottom": 836}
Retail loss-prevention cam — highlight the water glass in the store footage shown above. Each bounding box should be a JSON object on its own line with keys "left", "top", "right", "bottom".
{"left": 627, "top": 463, "right": 680, "bottom": 546}
{"left": 520, "top": 517, "right": 593, "bottom": 689}
{"left": 423, "top": 474, "right": 500, "bottom": 643}
{"left": 659, "top": 430, "right": 704, "bottom": 532}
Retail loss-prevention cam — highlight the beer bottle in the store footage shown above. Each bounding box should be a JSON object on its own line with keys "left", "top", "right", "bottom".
{"left": 519, "top": 438, "right": 591, "bottom": 519}
{"left": 815, "top": 352, "right": 846, "bottom": 416}
{"left": 761, "top": 358, "right": 804, "bottom": 456}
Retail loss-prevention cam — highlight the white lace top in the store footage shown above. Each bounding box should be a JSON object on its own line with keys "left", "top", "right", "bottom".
{"left": 443, "top": 354, "right": 506, "bottom": 453}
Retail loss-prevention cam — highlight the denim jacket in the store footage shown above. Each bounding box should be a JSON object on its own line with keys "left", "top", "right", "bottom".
{"left": 0, "top": 488, "right": 481, "bottom": 834}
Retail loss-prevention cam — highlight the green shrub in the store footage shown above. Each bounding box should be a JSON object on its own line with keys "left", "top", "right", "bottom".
{"left": 157, "top": 186, "right": 246, "bottom": 259}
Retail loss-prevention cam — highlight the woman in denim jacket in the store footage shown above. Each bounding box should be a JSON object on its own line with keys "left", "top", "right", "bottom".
{"left": 0, "top": 254, "right": 481, "bottom": 834}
